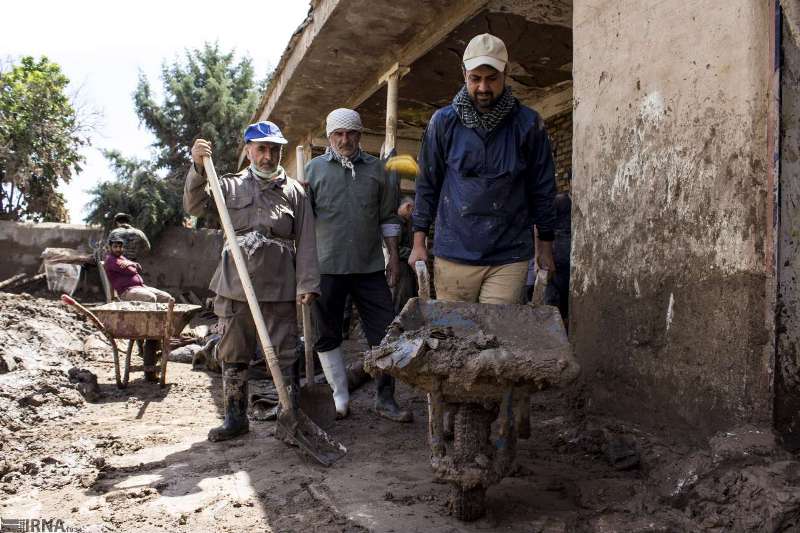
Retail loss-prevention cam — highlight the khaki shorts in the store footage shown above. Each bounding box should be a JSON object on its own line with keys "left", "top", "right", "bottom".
{"left": 433, "top": 257, "right": 528, "bottom": 304}
{"left": 215, "top": 296, "right": 297, "bottom": 377}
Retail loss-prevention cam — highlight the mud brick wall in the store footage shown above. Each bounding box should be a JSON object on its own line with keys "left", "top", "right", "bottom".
{"left": 545, "top": 110, "right": 572, "bottom": 192}
{"left": 572, "top": 0, "right": 774, "bottom": 441}
{"left": 0, "top": 221, "right": 222, "bottom": 298}
{"left": 0, "top": 221, "right": 103, "bottom": 281}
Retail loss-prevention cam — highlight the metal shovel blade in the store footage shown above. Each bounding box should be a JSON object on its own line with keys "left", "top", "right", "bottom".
{"left": 299, "top": 378, "right": 337, "bottom": 430}
{"left": 299, "top": 304, "right": 336, "bottom": 429}
{"left": 276, "top": 408, "right": 347, "bottom": 467}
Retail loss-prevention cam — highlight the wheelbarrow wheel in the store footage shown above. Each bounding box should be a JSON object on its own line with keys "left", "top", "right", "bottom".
{"left": 449, "top": 403, "right": 492, "bottom": 521}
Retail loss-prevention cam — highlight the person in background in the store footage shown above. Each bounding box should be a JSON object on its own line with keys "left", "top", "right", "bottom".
{"left": 544, "top": 191, "right": 571, "bottom": 324}
{"left": 394, "top": 196, "right": 418, "bottom": 314}
{"left": 108, "top": 212, "right": 151, "bottom": 261}
{"left": 104, "top": 235, "right": 172, "bottom": 382}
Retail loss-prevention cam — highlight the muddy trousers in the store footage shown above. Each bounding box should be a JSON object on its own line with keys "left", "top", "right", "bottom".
{"left": 214, "top": 296, "right": 298, "bottom": 380}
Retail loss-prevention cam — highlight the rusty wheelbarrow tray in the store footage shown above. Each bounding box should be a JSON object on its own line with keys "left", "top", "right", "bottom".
{"left": 364, "top": 264, "right": 580, "bottom": 521}
{"left": 62, "top": 295, "right": 201, "bottom": 389}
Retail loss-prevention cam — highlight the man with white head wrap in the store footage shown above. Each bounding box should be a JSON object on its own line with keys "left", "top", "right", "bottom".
{"left": 305, "top": 108, "right": 412, "bottom": 422}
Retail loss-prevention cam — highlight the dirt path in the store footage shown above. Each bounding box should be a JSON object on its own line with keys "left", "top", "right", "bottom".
{"left": 3, "top": 293, "right": 800, "bottom": 532}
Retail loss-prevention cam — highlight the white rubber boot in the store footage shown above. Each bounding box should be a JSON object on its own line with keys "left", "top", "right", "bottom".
{"left": 317, "top": 347, "right": 350, "bottom": 418}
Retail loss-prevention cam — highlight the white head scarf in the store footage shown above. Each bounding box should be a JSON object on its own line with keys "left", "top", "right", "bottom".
{"left": 326, "top": 108, "right": 363, "bottom": 137}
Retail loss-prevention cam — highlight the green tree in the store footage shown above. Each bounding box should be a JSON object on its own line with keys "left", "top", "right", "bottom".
{"left": 0, "top": 56, "right": 89, "bottom": 222}
{"left": 134, "top": 42, "right": 261, "bottom": 180}
{"left": 86, "top": 43, "right": 262, "bottom": 237}
{"left": 84, "top": 150, "right": 184, "bottom": 239}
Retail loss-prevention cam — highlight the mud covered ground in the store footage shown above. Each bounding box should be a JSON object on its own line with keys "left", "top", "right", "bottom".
{"left": 2, "top": 292, "right": 800, "bottom": 532}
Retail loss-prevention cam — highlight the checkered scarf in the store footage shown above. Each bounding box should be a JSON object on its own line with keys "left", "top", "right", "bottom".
{"left": 452, "top": 85, "right": 516, "bottom": 132}
{"left": 326, "top": 146, "right": 360, "bottom": 179}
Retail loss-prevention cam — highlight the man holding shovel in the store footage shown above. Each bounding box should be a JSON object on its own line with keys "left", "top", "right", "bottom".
{"left": 184, "top": 121, "right": 320, "bottom": 442}
{"left": 305, "top": 108, "right": 412, "bottom": 422}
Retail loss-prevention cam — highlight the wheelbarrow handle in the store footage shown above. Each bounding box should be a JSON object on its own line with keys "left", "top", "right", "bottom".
{"left": 61, "top": 294, "right": 107, "bottom": 333}
{"left": 415, "top": 260, "right": 431, "bottom": 302}
{"left": 531, "top": 268, "right": 550, "bottom": 306}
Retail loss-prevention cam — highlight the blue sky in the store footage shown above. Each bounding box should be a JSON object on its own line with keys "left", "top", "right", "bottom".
{"left": 2, "top": 0, "right": 310, "bottom": 222}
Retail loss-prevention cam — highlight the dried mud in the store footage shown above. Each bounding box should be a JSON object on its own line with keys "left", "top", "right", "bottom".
{"left": 2, "top": 292, "right": 800, "bottom": 532}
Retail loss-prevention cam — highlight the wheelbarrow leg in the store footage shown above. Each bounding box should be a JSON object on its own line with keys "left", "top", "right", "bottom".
{"left": 160, "top": 299, "right": 175, "bottom": 388}
{"left": 111, "top": 336, "right": 123, "bottom": 389}
{"left": 122, "top": 339, "right": 134, "bottom": 388}
{"left": 428, "top": 381, "right": 446, "bottom": 458}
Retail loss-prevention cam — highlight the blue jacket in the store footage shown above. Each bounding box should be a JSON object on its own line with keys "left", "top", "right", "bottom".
{"left": 412, "top": 102, "right": 557, "bottom": 265}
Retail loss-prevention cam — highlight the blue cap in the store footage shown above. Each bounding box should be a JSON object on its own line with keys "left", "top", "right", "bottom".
{"left": 244, "top": 121, "right": 288, "bottom": 144}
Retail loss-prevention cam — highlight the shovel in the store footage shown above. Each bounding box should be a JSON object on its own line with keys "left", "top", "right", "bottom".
{"left": 298, "top": 304, "right": 336, "bottom": 428}
{"left": 203, "top": 155, "right": 346, "bottom": 467}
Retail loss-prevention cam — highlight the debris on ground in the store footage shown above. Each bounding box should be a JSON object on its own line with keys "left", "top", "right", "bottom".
{"left": 2, "top": 292, "right": 800, "bottom": 531}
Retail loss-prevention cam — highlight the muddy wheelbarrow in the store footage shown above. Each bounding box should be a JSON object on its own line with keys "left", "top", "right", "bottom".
{"left": 61, "top": 295, "right": 202, "bottom": 389}
{"left": 365, "top": 262, "right": 580, "bottom": 521}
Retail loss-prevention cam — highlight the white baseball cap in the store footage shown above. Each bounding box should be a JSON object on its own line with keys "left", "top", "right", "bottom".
{"left": 463, "top": 33, "right": 508, "bottom": 72}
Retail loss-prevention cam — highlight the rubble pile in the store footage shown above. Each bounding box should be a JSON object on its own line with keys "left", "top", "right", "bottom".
{"left": 0, "top": 293, "right": 103, "bottom": 495}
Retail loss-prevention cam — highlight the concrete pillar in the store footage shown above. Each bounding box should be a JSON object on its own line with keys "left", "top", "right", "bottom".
{"left": 572, "top": 0, "right": 773, "bottom": 439}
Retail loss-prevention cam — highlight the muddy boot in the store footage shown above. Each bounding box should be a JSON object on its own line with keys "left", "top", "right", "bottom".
{"left": 318, "top": 347, "right": 350, "bottom": 419}
{"left": 208, "top": 363, "right": 249, "bottom": 442}
{"left": 142, "top": 340, "right": 159, "bottom": 383}
{"left": 374, "top": 374, "right": 413, "bottom": 423}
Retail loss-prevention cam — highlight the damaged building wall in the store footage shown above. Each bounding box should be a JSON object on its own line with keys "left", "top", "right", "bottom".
{"left": 776, "top": 5, "right": 800, "bottom": 449}
{"left": 571, "top": 0, "right": 773, "bottom": 439}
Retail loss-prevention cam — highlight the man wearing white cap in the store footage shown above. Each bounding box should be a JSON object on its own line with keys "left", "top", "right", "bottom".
{"left": 305, "top": 108, "right": 412, "bottom": 422}
{"left": 185, "top": 121, "right": 320, "bottom": 441}
{"left": 409, "top": 33, "right": 557, "bottom": 304}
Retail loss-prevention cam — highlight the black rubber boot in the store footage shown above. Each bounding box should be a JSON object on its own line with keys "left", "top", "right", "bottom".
{"left": 208, "top": 363, "right": 250, "bottom": 442}
{"left": 374, "top": 374, "right": 413, "bottom": 423}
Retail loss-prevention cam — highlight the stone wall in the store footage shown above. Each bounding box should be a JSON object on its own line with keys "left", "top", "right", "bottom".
{"left": 572, "top": 0, "right": 773, "bottom": 440}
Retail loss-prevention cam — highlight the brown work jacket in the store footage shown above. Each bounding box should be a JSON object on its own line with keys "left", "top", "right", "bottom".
{"left": 183, "top": 165, "right": 320, "bottom": 302}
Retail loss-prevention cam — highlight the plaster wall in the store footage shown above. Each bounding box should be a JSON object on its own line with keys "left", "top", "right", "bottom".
{"left": 572, "top": 0, "right": 773, "bottom": 438}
